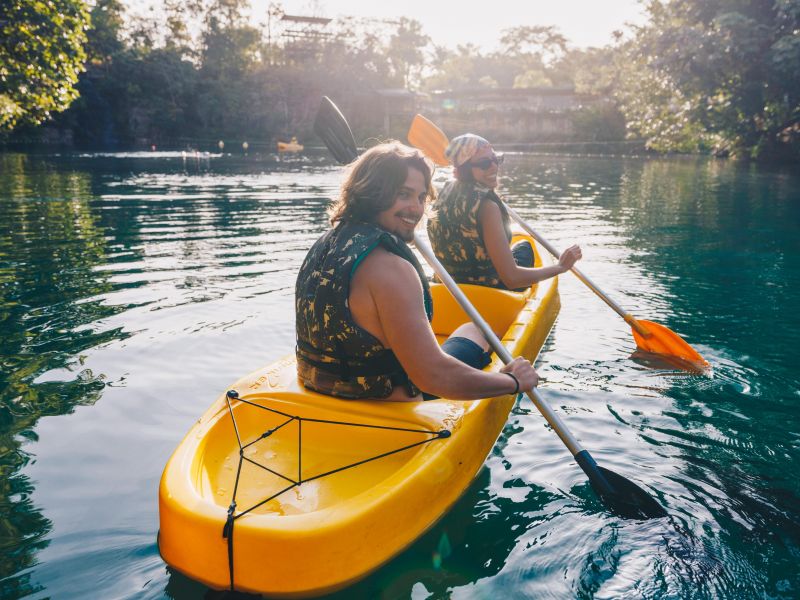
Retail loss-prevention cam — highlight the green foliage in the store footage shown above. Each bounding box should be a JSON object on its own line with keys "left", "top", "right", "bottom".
{"left": 0, "top": 0, "right": 89, "bottom": 132}
{"left": 388, "top": 18, "right": 430, "bottom": 88}
{"left": 571, "top": 102, "right": 627, "bottom": 142}
{"left": 86, "top": 0, "right": 125, "bottom": 63}
{"left": 195, "top": 0, "right": 262, "bottom": 137}
{"left": 618, "top": 0, "right": 800, "bottom": 159}
{"left": 17, "top": 1, "right": 438, "bottom": 146}
{"left": 11, "top": 0, "right": 794, "bottom": 160}
{"left": 552, "top": 47, "right": 619, "bottom": 94}
{"left": 513, "top": 69, "right": 552, "bottom": 88}
{"left": 616, "top": 50, "right": 714, "bottom": 153}
{"left": 424, "top": 44, "right": 486, "bottom": 90}
{"left": 422, "top": 42, "right": 554, "bottom": 91}
{"left": 423, "top": 24, "right": 578, "bottom": 92}
{"left": 500, "top": 25, "right": 567, "bottom": 63}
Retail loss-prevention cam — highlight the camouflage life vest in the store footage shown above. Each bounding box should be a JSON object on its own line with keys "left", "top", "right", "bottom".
{"left": 295, "top": 220, "right": 433, "bottom": 399}
{"left": 427, "top": 180, "right": 513, "bottom": 288}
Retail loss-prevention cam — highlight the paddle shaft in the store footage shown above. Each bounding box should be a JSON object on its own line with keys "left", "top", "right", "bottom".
{"left": 413, "top": 233, "right": 585, "bottom": 457}
{"left": 503, "top": 203, "right": 652, "bottom": 338}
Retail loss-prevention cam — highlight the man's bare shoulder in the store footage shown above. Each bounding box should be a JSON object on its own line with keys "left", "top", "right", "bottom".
{"left": 355, "top": 246, "right": 420, "bottom": 286}
{"left": 356, "top": 246, "right": 417, "bottom": 278}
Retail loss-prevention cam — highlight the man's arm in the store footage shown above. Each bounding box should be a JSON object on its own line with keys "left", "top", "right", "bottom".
{"left": 479, "top": 200, "right": 580, "bottom": 289}
{"left": 355, "top": 248, "right": 525, "bottom": 400}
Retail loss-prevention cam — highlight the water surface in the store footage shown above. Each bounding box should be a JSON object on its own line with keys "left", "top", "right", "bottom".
{"left": 0, "top": 150, "right": 798, "bottom": 599}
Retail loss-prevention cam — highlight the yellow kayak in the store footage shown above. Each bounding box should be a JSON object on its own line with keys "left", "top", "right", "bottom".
{"left": 277, "top": 138, "right": 304, "bottom": 153}
{"left": 158, "top": 234, "right": 560, "bottom": 597}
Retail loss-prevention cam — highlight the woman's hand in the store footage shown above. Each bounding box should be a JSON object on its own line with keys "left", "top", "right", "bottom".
{"left": 558, "top": 244, "right": 582, "bottom": 272}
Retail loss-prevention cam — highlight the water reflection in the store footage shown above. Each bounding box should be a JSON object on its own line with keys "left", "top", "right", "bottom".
{"left": 0, "top": 154, "right": 112, "bottom": 596}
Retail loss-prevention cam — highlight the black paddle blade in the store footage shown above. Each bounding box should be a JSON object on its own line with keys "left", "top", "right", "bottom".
{"left": 593, "top": 466, "right": 668, "bottom": 519}
{"left": 313, "top": 96, "right": 359, "bottom": 164}
{"left": 576, "top": 450, "right": 666, "bottom": 519}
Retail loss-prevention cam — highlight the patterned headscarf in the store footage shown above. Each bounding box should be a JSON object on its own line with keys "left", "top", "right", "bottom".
{"left": 444, "top": 133, "right": 490, "bottom": 167}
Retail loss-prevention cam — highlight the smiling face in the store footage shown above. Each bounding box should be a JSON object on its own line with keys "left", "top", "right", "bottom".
{"left": 375, "top": 167, "right": 428, "bottom": 242}
{"left": 469, "top": 145, "right": 500, "bottom": 189}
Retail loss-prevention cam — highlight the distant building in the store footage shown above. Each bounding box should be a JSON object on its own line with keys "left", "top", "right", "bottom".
{"left": 355, "top": 86, "right": 600, "bottom": 142}
{"left": 278, "top": 14, "right": 333, "bottom": 63}
{"left": 420, "top": 87, "right": 599, "bottom": 142}
{"left": 373, "top": 89, "right": 418, "bottom": 137}
{"left": 345, "top": 89, "right": 422, "bottom": 140}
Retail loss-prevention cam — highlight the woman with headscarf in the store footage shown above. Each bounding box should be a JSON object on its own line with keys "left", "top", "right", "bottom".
{"left": 427, "top": 133, "right": 581, "bottom": 290}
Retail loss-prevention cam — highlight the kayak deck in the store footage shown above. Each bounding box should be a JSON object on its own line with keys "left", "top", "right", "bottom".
{"left": 198, "top": 392, "right": 450, "bottom": 516}
{"left": 159, "top": 235, "right": 560, "bottom": 597}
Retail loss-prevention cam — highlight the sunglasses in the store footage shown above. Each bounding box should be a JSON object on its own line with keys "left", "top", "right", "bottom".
{"left": 468, "top": 153, "right": 504, "bottom": 170}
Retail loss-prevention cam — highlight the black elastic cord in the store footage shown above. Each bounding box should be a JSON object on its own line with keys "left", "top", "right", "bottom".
{"left": 220, "top": 388, "right": 450, "bottom": 592}
{"left": 222, "top": 501, "right": 236, "bottom": 590}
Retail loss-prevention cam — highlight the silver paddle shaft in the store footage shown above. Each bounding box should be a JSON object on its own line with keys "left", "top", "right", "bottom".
{"left": 503, "top": 203, "right": 651, "bottom": 338}
{"left": 413, "top": 233, "right": 585, "bottom": 457}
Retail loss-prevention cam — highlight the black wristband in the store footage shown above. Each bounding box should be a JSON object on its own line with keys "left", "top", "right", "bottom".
{"left": 505, "top": 372, "right": 520, "bottom": 395}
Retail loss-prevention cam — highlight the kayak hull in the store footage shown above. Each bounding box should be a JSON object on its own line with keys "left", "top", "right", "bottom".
{"left": 277, "top": 142, "right": 304, "bottom": 152}
{"left": 159, "top": 236, "right": 560, "bottom": 597}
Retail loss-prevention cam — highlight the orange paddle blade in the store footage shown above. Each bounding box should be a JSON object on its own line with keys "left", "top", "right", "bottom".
{"left": 631, "top": 319, "right": 709, "bottom": 370}
{"left": 408, "top": 114, "right": 450, "bottom": 166}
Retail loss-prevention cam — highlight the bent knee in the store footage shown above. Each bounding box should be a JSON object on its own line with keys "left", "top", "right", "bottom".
{"left": 449, "top": 323, "right": 490, "bottom": 351}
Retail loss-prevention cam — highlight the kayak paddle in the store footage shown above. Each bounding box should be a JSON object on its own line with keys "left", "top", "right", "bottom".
{"left": 314, "top": 96, "right": 359, "bottom": 164}
{"left": 313, "top": 96, "right": 668, "bottom": 519}
{"left": 407, "top": 114, "right": 709, "bottom": 372}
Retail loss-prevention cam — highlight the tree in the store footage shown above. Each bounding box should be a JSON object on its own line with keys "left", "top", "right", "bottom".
{"left": 499, "top": 25, "right": 568, "bottom": 65}
{"left": 513, "top": 69, "right": 552, "bottom": 88}
{"left": 423, "top": 44, "right": 536, "bottom": 91}
{"left": 618, "top": 0, "right": 800, "bottom": 159}
{"left": 195, "top": 0, "right": 262, "bottom": 136}
{"left": 424, "top": 45, "right": 483, "bottom": 91}
{"left": 85, "top": 0, "right": 125, "bottom": 65}
{"left": 551, "top": 46, "right": 619, "bottom": 93}
{"left": 0, "top": 0, "right": 90, "bottom": 132}
{"left": 387, "top": 18, "right": 430, "bottom": 88}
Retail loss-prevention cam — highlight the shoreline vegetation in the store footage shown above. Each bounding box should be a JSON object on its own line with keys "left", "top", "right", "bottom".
{"left": 1, "top": 0, "right": 798, "bottom": 163}
{"left": 0, "top": 137, "right": 654, "bottom": 156}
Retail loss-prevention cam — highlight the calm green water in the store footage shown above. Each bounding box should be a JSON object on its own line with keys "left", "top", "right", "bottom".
{"left": 0, "top": 150, "right": 798, "bottom": 599}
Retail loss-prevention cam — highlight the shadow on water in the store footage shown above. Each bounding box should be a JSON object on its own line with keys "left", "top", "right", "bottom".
{"left": 0, "top": 154, "right": 121, "bottom": 597}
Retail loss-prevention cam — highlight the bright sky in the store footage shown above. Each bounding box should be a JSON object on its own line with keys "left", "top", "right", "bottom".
{"left": 258, "top": 0, "right": 649, "bottom": 50}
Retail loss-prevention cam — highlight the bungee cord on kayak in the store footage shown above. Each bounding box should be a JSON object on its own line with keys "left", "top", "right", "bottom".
{"left": 219, "top": 388, "right": 451, "bottom": 591}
